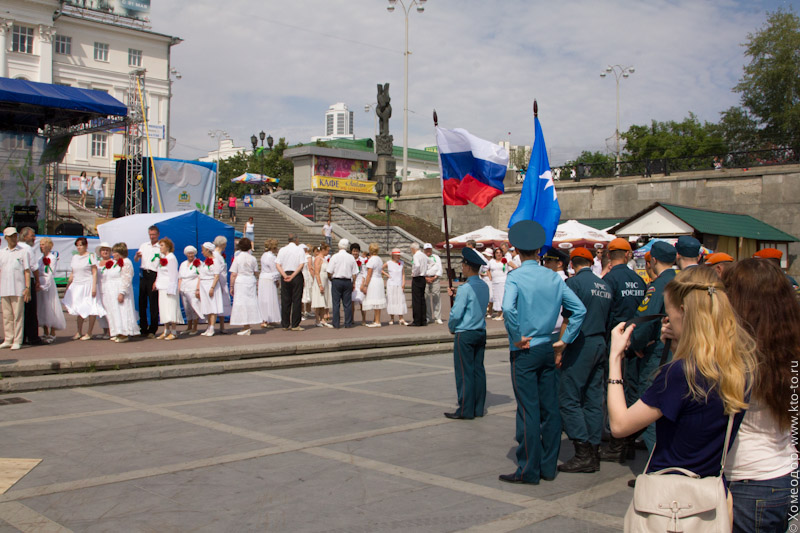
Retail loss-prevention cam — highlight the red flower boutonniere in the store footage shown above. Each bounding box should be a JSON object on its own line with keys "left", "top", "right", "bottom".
{"left": 221, "top": 252, "right": 227, "bottom": 260}
{"left": 159, "top": 257, "right": 168, "bottom": 267}
{"left": 42, "top": 257, "right": 52, "bottom": 273}
{"left": 117, "top": 258, "right": 124, "bottom": 267}
{"left": 501, "top": 257, "right": 507, "bottom": 272}
{"left": 105, "top": 260, "right": 114, "bottom": 269}
{"left": 204, "top": 258, "right": 214, "bottom": 266}
{"left": 192, "top": 258, "right": 201, "bottom": 267}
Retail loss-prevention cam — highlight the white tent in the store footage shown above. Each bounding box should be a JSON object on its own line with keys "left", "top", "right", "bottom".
{"left": 436, "top": 225, "right": 508, "bottom": 249}
{"left": 553, "top": 220, "right": 614, "bottom": 250}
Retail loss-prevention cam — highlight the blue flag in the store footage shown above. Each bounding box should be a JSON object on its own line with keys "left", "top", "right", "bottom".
{"left": 508, "top": 116, "right": 561, "bottom": 249}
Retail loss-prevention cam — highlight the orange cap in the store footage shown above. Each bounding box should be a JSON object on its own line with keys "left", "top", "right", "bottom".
{"left": 644, "top": 251, "right": 651, "bottom": 262}
{"left": 608, "top": 237, "right": 632, "bottom": 251}
{"left": 706, "top": 252, "right": 734, "bottom": 265}
{"left": 570, "top": 247, "right": 594, "bottom": 261}
{"left": 753, "top": 248, "right": 782, "bottom": 260}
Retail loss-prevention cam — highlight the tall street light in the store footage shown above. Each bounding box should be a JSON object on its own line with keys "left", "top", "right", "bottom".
{"left": 600, "top": 64, "right": 634, "bottom": 175}
{"left": 364, "top": 103, "right": 378, "bottom": 153}
{"left": 374, "top": 169, "right": 403, "bottom": 251}
{"left": 387, "top": 0, "right": 426, "bottom": 181}
{"left": 208, "top": 129, "right": 228, "bottom": 214}
{"left": 251, "top": 131, "right": 274, "bottom": 194}
{"left": 166, "top": 67, "right": 181, "bottom": 157}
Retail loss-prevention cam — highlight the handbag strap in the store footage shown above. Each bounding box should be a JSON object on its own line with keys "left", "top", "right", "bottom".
{"left": 642, "top": 413, "right": 734, "bottom": 476}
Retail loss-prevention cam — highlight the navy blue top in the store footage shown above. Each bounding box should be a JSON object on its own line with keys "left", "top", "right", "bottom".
{"left": 641, "top": 359, "right": 744, "bottom": 477}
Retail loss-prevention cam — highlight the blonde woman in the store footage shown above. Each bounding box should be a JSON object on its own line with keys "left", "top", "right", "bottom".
{"left": 104, "top": 243, "right": 139, "bottom": 343}
{"left": 155, "top": 237, "right": 183, "bottom": 340}
{"left": 258, "top": 239, "right": 281, "bottom": 326}
{"left": 382, "top": 249, "right": 407, "bottom": 325}
{"left": 178, "top": 246, "right": 203, "bottom": 336}
{"left": 361, "top": 243, "right": 386, "bottom": 327}
{"left": 36, "top": 237, "right": 65, "bottom": 342}
{"left": 608, "top": 267, "right": 757, "bottom": 522}
{"left": 311, "top": 244, "right": 333, "bottom": 327}
{"left": 213, "top": 236, "right": 231, "bottom": 334}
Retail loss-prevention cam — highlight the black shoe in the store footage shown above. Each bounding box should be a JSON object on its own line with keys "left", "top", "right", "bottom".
{"left": 628, "top": 478, "right": 636, "bottom": 488}
{"left": 498, "top": 473, "right": 537, "bottom": 485}
{"left": 598, "top": 437, "right": 627, "bottom": 464}
{"left": 541, "top": 474, "right": 555, "bottom": 481}
{"left": 443, "top": 412, "right": 472, "bottom": 420}
{"left": 558, "top": 441, "right": 599, "bottom": 473}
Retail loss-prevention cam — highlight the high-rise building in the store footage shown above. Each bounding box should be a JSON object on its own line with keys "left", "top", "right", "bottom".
{"left": 313, "top": 102, "right": 355, "bottom": 141}
{"left": 1, "top": 0, "right": 180, "bottom": 191}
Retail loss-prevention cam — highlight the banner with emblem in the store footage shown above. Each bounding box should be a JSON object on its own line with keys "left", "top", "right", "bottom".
{"left": 150, "top": 158, "right": 216, "bottom": 215}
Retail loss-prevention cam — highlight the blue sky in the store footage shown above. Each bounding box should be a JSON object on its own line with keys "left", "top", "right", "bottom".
{"left": 154, "top": 0, "right": 797, "bottom": 165}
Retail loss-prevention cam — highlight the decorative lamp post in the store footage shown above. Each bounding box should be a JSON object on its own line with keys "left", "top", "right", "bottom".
{"left": 208, "top": 129, "right": 228, "bottom": 214}
{"left": 364, "top": 103, "right": 378, "bottom": 153}
{"left": 387, "top": 0, "right": 427, "bottom": 181}
{"left": 166, "top": 67, "right": 181, "bottom": 158}
{"left": 374, "top": 171, "right": 403, "bottom": 251}
{"left": 600, "top": 64, "right": 634, "bottom": 175}
{"left": 252, "top": 131, "right": 273, "bottom": 192}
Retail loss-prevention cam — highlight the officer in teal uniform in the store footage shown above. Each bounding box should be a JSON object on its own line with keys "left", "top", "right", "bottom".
{"left": 627, "top": 241, "right": 677, "bottom": 452}
{"left": 499, "top": 220, "right": 586, "bottom": 484}
{"left": 598, "top": 237, "right": 646, "bottom": 463}
{"left": 444, "top": 247, "right": 490, "bottom": 420}
{"left": 557, "top": 247, "right": 612, "bottom": 474}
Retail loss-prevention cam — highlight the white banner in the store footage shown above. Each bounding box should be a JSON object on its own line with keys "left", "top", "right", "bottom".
{"left": 151, "top": 158, "right": 216, "bottom": 215}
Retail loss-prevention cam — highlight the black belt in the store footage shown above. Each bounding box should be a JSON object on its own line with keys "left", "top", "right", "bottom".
{"left": 333, "top": 277, "right": 350, "bottom": 280}
{"left": 285, "top": 270, "right": 295, "bottom": 274}
{"left": 141, "top": 270, "right": 157, "bottom": 277}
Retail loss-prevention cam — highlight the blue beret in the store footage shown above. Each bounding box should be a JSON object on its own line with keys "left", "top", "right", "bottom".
{"left": 676, "top": 236, "right": 701, "bottom": 257}
{"left": 508, "top": 220, "right": 546, "bottom": 251}
{"left": 650, "top": 241, "right": 676, "bottom": 263}
{"left": 461, "top": 247, "right": 486, "bottom": 267}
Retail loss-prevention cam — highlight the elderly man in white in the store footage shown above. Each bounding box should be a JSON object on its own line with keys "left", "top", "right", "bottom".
{"left": 409, "top": 242, "right": 428, "bottom": 327}
{"left": 0, "top": 228, "right": 31, "bottom": 350}
{"left": 326, "top": 238, "right": 359, "bottom": 329}
{"left": 423, "top": 243, "right": 443, "bottom": 324}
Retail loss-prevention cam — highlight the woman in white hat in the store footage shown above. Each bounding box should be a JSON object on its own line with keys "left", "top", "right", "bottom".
{"left": 197, "top": 242, "right": 224, "bottom": 336}
{"left": 94, "top": 242, "right": 115, "bottom": 340}
{"left": 381, "top": 248, "right": 407, "bottom": 325}
{"left": 258, "top": 238, "right": 281, "bottom": 327}
{"left": 101, "top": 242, "right": 139, "bottom": 343}
{"left": 36, "top": 237, "right": 66, "bottom": 343}
{"left": 62, "top": 237, "right": 105, "bottom": 340}
{"left": 229, "top": 237, "right": 263, "bottom": 335}
{"left": 213, "top": 236, "right": 231, "bottom": 334}
{"left": 178, "top": 245, "right": 203, "bottom": 336}
{"left": 155, "top": 237, "right": 183, "bottom": 340}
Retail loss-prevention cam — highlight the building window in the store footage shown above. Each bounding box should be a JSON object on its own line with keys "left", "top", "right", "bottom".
{"left": 54, "top": 35, "right": 72, "bottom": 55}
{"left": 94, "top": 42, "right": 109, "bottom": 62}
{"left": 12, "top": 25, "right": 34, "bottom": 54}
{"left": 348, "top": 111, "right": 354, "bottom": 135}
{"left": 128, "top": 48, "right": 142, "bottom": 67}
{"left": 91, "top": 134, "right": 107, "bottom": 157}
{"left": 326, "top": 115, "right": 334, "bottom": 136}
{"left": 336, "top": 114, "right": 344, "bottom": 135}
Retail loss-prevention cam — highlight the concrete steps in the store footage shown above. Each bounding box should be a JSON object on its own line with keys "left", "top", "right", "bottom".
{"left": 220, "top": 201, "right": 324, "bottom": 252}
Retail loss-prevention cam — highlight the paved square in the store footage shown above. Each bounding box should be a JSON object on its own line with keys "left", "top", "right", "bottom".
{"left": 0, "top": 348, "right": 644, "bottom": 531}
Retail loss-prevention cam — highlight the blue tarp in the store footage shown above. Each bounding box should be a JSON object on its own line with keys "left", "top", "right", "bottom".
{"left": 0, "top": 77, "right": 128, "bottom": 117}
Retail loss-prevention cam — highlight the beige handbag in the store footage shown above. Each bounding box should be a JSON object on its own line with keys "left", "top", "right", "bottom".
{"left": 623, "top": 415, "right": 733, "bottom": 532}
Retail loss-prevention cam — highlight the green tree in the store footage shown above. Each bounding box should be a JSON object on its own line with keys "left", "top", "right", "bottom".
{"left": 216, "top": 137, "right": 295, "bottom": 199}
{"left": 718, "top": 106, "right": 761, "bottom": 152}
{"left": 621, "top": 113, "right": 726, "bottom": 160}
{"left": 734, "top": 9, "right": 800, "bottom": 147}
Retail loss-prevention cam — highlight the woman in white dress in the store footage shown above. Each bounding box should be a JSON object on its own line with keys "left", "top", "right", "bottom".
{"left": 480, "top": 248, "right": 493, "bottom": 316}
{"left": 213, "top": 236, "right": 231, "bottom": 334}
{"left": 36, "top": 237, "right": 65, "bottom": 342}
{"left": 78, "top": 171, "right": 89, "bottom": 207}
{"left": 178, "top": 245, "right": 203, "bottom": 336}
{"left": 257, "top": 239, "right": 281, "bottom": 326}
{"left": 197, "top": 242, "right": 224, "bottom": 336}
{"left": 351, "top": 247, "right": 368, "bottom": 325}
{"left": 301, "top": 244, "right": 313, "bottom": 318}
{"left": 311, "top": 245, "right": 333, "bottom": 328}
{"left": 101, "top": 243, "right": 139, "bottom": 343}
{"left": 382, "top": 248, "right": 407, "bottom": 325}
{"left": 361, "top": 243, "right": 386, "bottom": 327}
{"left": 229, "top": 238, "right": 263, "bottom": 335}
{"left": 62, "top": 236, "right": 105, "bottom": 340}
{"left": 155, "top": 237, "right": 183, "bottom": 340}
{"left": 486, "top": 247, "right": 508, "bottom": 320}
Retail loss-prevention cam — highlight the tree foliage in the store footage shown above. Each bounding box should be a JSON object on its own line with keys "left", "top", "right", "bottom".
{"left": 734, "top": 9, "right": 800, "bottom": 147}
{"left": 621, "top": 113, "right": 726, "bottom": 160}
{"left": 216, "top": 137, "right": 294, "bottom": 198}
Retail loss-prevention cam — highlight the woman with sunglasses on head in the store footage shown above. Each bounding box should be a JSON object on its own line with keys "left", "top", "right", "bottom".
{"left": 608, "top": 266, "right": 757, "bottom": 526}
{"left": 723, "top": 258, "right": 798, "bottom": 533}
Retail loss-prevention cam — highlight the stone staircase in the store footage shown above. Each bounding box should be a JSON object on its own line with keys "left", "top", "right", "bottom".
{"left": 221, "top": 200, "right": 324, "bottom": 253}
{"left": 330, "top": 205, "right": 423, "bottom": 253}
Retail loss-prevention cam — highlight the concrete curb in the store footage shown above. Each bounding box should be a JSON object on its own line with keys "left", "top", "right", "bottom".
{"left": 0, "top": 337, "right": 508, "bottom": 393}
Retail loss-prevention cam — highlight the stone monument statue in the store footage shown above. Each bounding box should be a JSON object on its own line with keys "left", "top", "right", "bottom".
{"left": 376, "top": 83, "right": 394, "bottom": 156}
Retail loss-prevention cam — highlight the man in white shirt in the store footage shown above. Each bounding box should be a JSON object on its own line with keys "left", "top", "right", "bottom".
{"left": 326, "top": 238, "right": 358, "bottom": 328}
{"left": 423, "top": 243, "right": 443, "bottom": 324}
{"left": 275, "top": 233, "right": 306, "bottom": 330}
{"left": 18, "top": 227, "right": 42, "bottom": 345}
{"left": 92, "top": 172, "right": 104, "bottom": 209}
{"left": 592, "top": 248, "right": 605, "bottom": 277}
{"left": 409, "top": 243, "right": 428, "bottom": 326}
{"left": 0, "top": 228, "right": 31, "bottom": 350}
{"left": 322, "top": 220, "right": 333, "bottom": 248}
{"left": 133, "top": 225, "right": 161, "bottom": 337}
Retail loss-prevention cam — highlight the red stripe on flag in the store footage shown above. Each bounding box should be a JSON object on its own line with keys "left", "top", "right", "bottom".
{"left": 442, "top": 178, "right": 469, "bottom": 206}
{"left": 456, "top": 175, "right": 503, "bottom": 209}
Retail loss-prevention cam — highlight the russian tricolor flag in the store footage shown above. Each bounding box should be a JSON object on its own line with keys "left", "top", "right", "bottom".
{"left": 436, "top": 127, "right": 509, "bottom": 209}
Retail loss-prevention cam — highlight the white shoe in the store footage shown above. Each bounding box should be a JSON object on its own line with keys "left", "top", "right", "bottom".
{"left": 236, "top": 329, "right": 251, "bottom": 336}
{"left": 366, "top": 322, "right": 381, "bottom": 328}
{"left": 0, "top": 342, "right": 11, "bottom": 349}
{"left": 10, "top": 344, "right": 21, "bottom": 351}
{"left": 435, "top": 319, "right": 443, "bottom": 324}
{"left": 493, "top": 316, "right": 504, "bottom": 321}
{"left": 201, "top": 329, "right": 215, "bottom": 337}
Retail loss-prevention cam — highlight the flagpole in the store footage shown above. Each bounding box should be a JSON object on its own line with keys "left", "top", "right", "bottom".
{"left": 434, "top": 109, "right": 455, "bottom": 307}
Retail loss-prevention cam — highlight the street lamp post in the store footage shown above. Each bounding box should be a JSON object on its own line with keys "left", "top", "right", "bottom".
{"left": 374, "top": 171, "right": 403, "bottom": 251}
{"left": 364, "top": 103, "right": 378, "bottom": 153}
{"left": 387, "top": 0, "right": 426, "bottom": 182}
{"left": 166, "top": 67, "right": 181, "bottom": 158}
{"left": 208, "top": 129, "right": 228, "bottom": 216}
{"left": 600, "top": 64, "right": 634, "bottom": 175}
{"left": 251, "top": 131, "right": 274, "bottom": 194}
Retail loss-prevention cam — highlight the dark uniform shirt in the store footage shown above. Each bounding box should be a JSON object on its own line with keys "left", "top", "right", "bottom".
{"left": 603, "top": 264, "right": 646, "bottom": 331}
{"left": 563, "top": 268, "right": 612, "bottom": 338}
{"left": 629, "top": 268, "right": 676, "bottom": 357}
{"left": 786, "top": 273, "right": 799, "bottom": 298}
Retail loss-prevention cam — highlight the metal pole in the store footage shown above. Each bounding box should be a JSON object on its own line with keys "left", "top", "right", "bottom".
{"left": 615, "top": 75, "right": 620, "bottom": 170}
{"left": 403, "top": 5, "right": 409, "bottom": 182}
{"left": 433, "top": 110, "right": 454, "bottom": 306}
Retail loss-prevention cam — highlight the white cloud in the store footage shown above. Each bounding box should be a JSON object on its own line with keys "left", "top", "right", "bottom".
{"left": 155, "top": 0, "right": 787, "bottom": 165}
